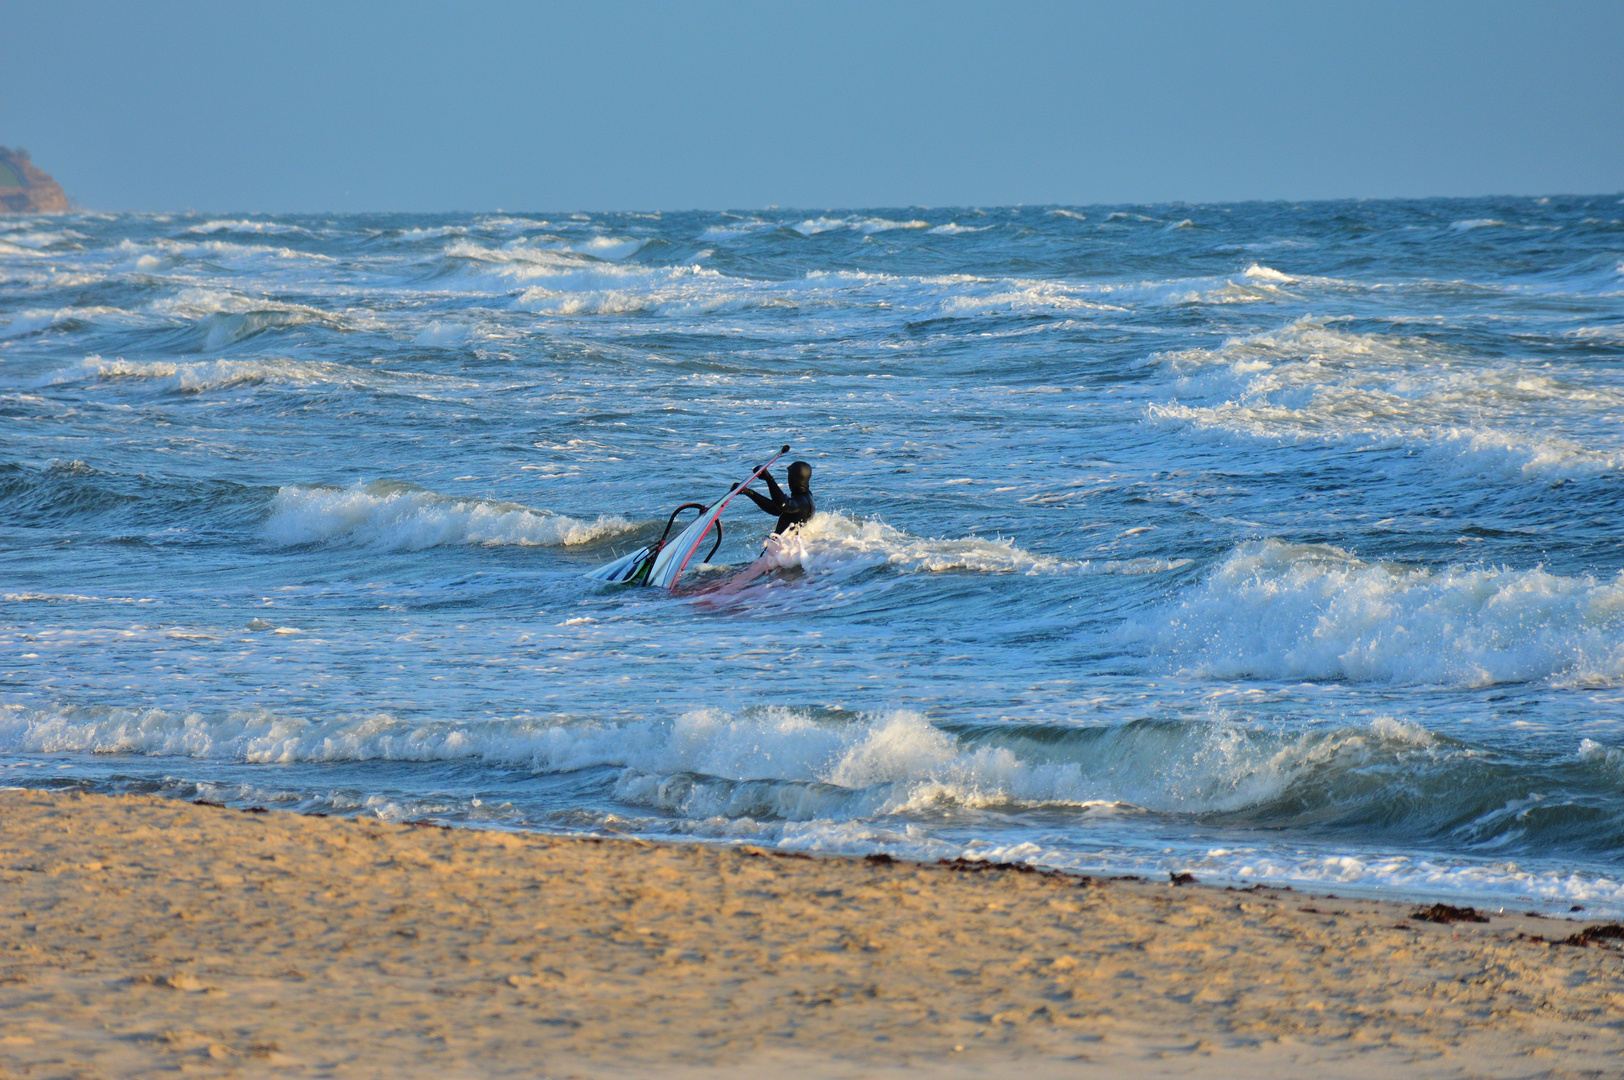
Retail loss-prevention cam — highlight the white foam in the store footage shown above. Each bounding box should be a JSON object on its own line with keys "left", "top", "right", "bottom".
{"left": 1047, "top": 210, "right": 1087, "bottom": 221}
{"left": 44, "top": 354, "right": 448, "bottom": 395}
{"left": 1, "top": 592, "right": 152, "bottom": 604}
{"left": 932, "top": 280, "right": 1124, "bottom": 317}
{"left": 792, "top": 217, "right": 929, "bottom": 236}
{"left": 1139, "top": 539, "right": 1624, "bottom": 687}
{"left": 927, "top": 222, "right": 991, "bottom": 235}
{"left": 0, "top": 306, "right": 135, "bottom": 339}
{"left": 0, "top": 702, "right": 1451, "bottom": 825}
{"left": 570, "top": 235, "right": 646, "bottom": 260}
{"left": 265, "top": 481, "right": 637, "bottom": 549}
{"left": 445, "top": 235, "right": 644, "bottom": 266}
{"left": 699, "top": 220, "right": 771, "bottom": 240}
{"left": 769, "top": 512, "right": 1071, "bottom": 576}
{"left": 730, "top": 511, "right": 1188, "bottom": 582}
{"left": 1146, "top": 316, "right": 1624, "bottom": 479}
{"left": 1242, "top": 263, "right": 1295, "bottom": 283}
{"left": 184, "top": 219, "right": 311, "bottom": 236}
{"left": 1452, "top": 218, "right": 1507, "bottom": 230}
{"left": 0, "top": 229, "right": 85, "bottom": 250}
{"left": 115, "top": 237, "right": 333, "bottom": 265}
{"left": 445, "top": 240, "right": 776, "bottom": 316}
{"left": 968, "top": 836, "right": 1624, "bottom": 911}
{"left": 412, "top": 320, "right": 472, "bottom": 347}
{"left": 1578, "top": 737, "right": 1624, "bottom": 773}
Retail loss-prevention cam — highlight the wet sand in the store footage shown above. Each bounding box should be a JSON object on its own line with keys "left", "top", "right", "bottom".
{"left": 2, "top": 789, "right": 1622, "bottom": 1078}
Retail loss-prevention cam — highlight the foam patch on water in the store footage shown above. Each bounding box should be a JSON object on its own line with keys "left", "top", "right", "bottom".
{"left": 412, "top": 320, "right": 474, "bottom": 347}
{"left": 699, "top": 219, "right": 773, "bottom": 240}
{"left": 1242, "top": 263, "right": 1295, "bottom": 283}
{"left": 10, "top": 703, "right": 1620, "bottom": 909}
{"left": 265, "top": 480, "right": 636, "bottom": 549}
{"left": 1, "top": 306, "right": 139, "bottom": 339}
{"left": 1146, "top": 316, "right": 1624, "bottom": 478}
{"left": 1139, "top": 539, "right": 1624, "bottom": 686}
{"left": 446, "top": 242, "right": 782, "bottom": 316}
{"left": 43, "top": 354, "right": 467, "bottom": 395}
{"left": 445, "top": 245, "right": 1268, "bottom": 323}
{"left": 763, "top": 511, "right": 1184, "bottom": 578}
{"left": 792, "top": 217, "right": 929, "bottom": 236}
{"left": 183, "top": 219, "right": 312, "bottom": 236}
{"left": 116, "top": 238, "right": 334, "bottom": 269}
{"left": 0, "top": 704, "right": 1443, "bottom": 820}
{"left": 961, "top": 837, "right": 1624, "bottom": 912}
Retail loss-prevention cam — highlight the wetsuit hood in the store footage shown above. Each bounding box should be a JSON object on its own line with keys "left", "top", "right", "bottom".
{"left": 787, "top": 461, "right": 812, "bottom": 494}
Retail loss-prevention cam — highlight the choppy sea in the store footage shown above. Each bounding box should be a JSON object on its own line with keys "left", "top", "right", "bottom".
{"left": 4, "top": 200, "right": 1623, "bottom": 912}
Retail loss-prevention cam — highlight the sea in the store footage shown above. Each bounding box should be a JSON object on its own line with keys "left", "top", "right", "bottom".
{"left": 4, "top": 199, "right": 1623, "bottom": 914}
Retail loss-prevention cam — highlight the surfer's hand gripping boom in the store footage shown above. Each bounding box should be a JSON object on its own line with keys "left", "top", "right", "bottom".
{"left": 734, "top": 446, "right": 791, "bottom": 491}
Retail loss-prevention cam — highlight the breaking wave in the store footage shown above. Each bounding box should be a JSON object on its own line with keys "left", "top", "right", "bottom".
{"left": 45, "top": 354, "right": 445, "bottom": 394}
{"left": 792, "top": 216, "right": 929, "bottom": 236}
{"left": 1147, "top": 316, "right": 1624, "bottom": 478}
{"left": 265, "top": 481, "right": 636, "bottom": 549}
{"left": 1140, "top": 539, "right": 1624, "bottom": 686}
{"left": 0, "top": 703, "right": 1452, "bottom": 820}
{"left": 762, "top": 511, "right": 1187, "bottom": 578}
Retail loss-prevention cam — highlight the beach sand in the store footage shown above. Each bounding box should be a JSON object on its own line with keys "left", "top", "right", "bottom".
{"left": 2, "top": 789, "right": 1622, "bottom": 1078}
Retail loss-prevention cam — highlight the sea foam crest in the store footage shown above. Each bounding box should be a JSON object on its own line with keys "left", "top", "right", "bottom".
{"left": 1147, "top": 316, "right": 1624, "bottom": 479}
{"left": 445, "top": 241, "right": 777, "bottom": 316}
{"left": 1, "top": 306, "right": 137, "bottom": 339}
{"left": 264, "top": 480, "right": 636, "bottom": 549}
{"left": 792, "top": 217, "right": 930, "bottom": 236}
{"left": 183, "top": 219, "right": 312, "bottom": 236}
{"left": 43, "top": 354, "right": 468, "bottom": 395}
{"left": 1140, "top": 539, "right": 1624, "bottom": 687}
{"left": 758, "top": 511, "right": 1182, "bottom": 578}
{"left": 0, "top": 703, "right": 1447, "bottom": 823}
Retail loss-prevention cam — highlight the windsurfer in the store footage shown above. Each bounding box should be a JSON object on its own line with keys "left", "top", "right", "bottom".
{"left": 705, "top": 461, "right": 815, "bottom": 596}
{"left": 736, "top": 460, "right": 814, "bottom": 535}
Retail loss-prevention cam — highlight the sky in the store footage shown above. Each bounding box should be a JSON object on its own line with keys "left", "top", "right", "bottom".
{"left": 3, "top": 0, "right": 1621, "bottom": 212}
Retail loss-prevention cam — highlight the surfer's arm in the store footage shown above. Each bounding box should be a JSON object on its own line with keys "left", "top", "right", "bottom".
{"left": 737, "top": 486, "right": 784, "bottom": 516}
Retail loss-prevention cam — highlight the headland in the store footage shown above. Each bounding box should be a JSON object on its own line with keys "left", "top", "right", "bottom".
{"left": 0, "top": 147, "right": 69, "bottom": 214}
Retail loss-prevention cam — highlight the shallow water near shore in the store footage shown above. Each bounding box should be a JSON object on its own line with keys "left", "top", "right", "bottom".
{"left": 3, "top": 199, "right": 1623, "bottom": 912}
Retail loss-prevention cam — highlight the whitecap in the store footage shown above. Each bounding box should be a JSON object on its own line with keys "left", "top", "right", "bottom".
{"left": 792, "top": 216, "right": 929, "bottom": 236}
{"left": 1146, "top": 315, "right": 1624, "bottom": 479}
{"left": 1136, "top": 539, "right": 1624, "bottom": 687}
{"left": 264, "top": 480, "right": 637, "bottom": 549}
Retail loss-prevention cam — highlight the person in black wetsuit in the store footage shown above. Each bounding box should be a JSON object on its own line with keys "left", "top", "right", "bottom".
{"left": 704, "top": 461, "right": 815, "bottom": 597}
{"left": 737, "top": 460, "right": 814, "bottom": 535}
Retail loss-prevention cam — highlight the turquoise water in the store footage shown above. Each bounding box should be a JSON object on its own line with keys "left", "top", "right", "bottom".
{"left": 3, "top": 200, "right": 1623, "bottom": 911}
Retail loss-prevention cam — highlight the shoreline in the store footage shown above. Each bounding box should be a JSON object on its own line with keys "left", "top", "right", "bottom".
{"left": 4, "top": 789, "right": 1624, "bottom": 1077}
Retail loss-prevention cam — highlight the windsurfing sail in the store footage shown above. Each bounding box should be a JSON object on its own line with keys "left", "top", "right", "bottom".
{"left": 584, "top": 446, "right": 790, "bottom": 590}
{"left": 583, "top": 543, "right": 659, "bottom": 584}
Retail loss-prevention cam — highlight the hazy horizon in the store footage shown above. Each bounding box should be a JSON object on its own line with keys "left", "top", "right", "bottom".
{"left": 4, "top": 0, "right": 1621, "bottom": 213}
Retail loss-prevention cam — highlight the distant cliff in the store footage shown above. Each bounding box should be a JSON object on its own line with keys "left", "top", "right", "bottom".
{"left": 0, "top": 147, "right": 70, "bottom": 213}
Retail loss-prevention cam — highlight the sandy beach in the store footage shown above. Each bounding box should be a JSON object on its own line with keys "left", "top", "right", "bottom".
{"left": 2, "top": 789, "right": 1622, "bottom": 1078}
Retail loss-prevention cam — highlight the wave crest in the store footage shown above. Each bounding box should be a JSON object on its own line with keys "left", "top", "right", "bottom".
{"left": 0, "top": 704, "right": 1456, "bottom": 824}
{"left": 1140, "top": 539, "right": 1624, "bottom": 686}
{"left": 760, "top": 512, "right": 1183, "bottom": 578}
{"left": 265, "top": 481, "right": 636, "bottom": 549}
{"left": 1147, "top": 316, "right": 1624, "bottom": 479}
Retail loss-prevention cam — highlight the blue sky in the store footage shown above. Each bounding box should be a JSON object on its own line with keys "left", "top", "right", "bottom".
{"left": 4, "top": 0, "right": 1620, "bottom": 211}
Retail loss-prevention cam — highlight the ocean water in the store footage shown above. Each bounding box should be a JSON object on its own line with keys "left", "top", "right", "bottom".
{"left": 4, "top": 200, "right": 1624, "bottom": 913}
